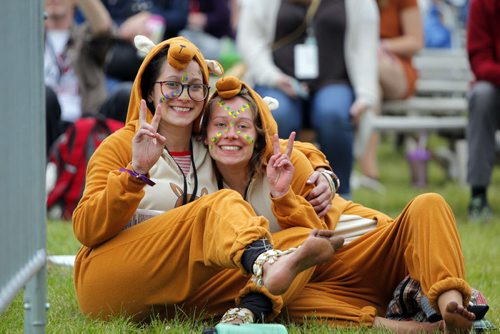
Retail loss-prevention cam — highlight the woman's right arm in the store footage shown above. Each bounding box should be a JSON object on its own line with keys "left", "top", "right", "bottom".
{"left": 236, "top": 0, "right": 283, "bottom": 86}
{"left": 72, "top": 127, "right": 146, "bottom": 247}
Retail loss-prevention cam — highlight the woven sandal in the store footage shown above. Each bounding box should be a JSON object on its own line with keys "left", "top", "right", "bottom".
{"left": 220, "top": 307, "right": 255, "bottom": 324}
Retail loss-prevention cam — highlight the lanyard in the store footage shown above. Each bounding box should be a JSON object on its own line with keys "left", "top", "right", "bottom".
{"left": 45, "top": 35, "right": 71, "bottom": 84}
{"left": 166, "top": 140, "right": 199, "bottom": 206}
{"left": 272, "top": 0, "right": 322, "bottom": 51}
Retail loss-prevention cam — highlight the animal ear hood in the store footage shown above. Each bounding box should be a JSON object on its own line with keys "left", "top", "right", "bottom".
{"left": 126, "top": 35, "right": 224, "bottom": 130}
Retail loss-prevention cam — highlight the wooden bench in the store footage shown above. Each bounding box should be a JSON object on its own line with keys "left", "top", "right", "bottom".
{"left": 415, "top": 79, "right": 468, "bottom": 96}
{"left": 382, "top": 96, "right": 467, "bottom": 115}
{"left": 357, "top": 48, "right": 472, "bottom": 184}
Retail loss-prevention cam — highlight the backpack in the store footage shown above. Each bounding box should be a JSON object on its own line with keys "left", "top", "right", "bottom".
{"left": 47, "top": 116, "right": 124, "bottom": 220}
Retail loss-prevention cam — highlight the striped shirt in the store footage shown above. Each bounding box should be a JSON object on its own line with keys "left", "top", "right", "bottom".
{"left": 170, "top": 151, "right": 191, "bottom": 175}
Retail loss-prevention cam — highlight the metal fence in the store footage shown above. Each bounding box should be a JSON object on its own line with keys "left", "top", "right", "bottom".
{"left": 0, "top": 1, "right": 47, "bottom": 333}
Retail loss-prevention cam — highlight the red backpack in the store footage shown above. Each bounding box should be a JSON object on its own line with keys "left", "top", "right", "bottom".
{"left": 47, "top": 116, "right": 124, "bottom": 220}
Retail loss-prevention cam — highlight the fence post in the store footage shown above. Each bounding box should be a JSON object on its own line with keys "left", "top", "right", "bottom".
{"left": 0, "top": 1, "right": 47, "bottom": 333}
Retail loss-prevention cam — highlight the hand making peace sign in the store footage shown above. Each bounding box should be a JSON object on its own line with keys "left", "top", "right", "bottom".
{"left": 131, "top": 100, "right": 167, "bottom": 175}
{"left": 267, "top": 132, "right": 296, "bottom": 198}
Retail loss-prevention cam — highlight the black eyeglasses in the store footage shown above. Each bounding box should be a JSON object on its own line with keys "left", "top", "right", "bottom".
{"left": 155, "top": 81, "right": 210, "bottom": 102}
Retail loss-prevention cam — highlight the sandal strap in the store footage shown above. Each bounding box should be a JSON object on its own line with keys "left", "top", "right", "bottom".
{"left": 220, "top": 307, "right": 255, "bottom": 324}
{"left": 251, "top": 248, "right": 297, "bottom": 287}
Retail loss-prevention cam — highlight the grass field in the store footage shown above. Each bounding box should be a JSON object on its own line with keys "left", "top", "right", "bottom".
{"left": 1, "top": 134, "right": 498, "bottom": 333}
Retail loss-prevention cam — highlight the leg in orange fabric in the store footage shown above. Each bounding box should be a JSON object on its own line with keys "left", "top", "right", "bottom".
{"left": 75, "top": 190, "right": 339, "bottom": 321}
{"left": 75, "top": 190, "right": 273, "bottom": 321}
{"left": 286, "top": 193, "right": 472, "bottom": 330}
{"left": 182, "top": 227, "right": 343, "bottom": 322}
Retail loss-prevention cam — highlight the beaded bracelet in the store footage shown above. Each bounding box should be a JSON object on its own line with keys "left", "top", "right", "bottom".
{"left": 119, "top": 168, "right": 156, "bottom": 186}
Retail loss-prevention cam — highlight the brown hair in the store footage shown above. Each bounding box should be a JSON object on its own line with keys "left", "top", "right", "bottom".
{"left": 140, "top": 47, "right": 169, "bottom": 113}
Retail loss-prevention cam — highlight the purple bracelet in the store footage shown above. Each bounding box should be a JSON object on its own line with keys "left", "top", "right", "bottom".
{"left": 119, "top": 168, "right": 156, "bottom": 186}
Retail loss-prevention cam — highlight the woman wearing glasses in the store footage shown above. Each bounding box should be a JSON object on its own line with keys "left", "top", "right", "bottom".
{"left": 72, "top": 36, "right": 341, "bottom": 322}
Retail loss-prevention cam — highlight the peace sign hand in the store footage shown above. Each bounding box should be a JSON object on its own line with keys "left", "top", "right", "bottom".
{"left": 267, "top": 132, "right": 295, "bottom": 198}
{"left": 131, "top": 100, "right": 167, "bottom": 174}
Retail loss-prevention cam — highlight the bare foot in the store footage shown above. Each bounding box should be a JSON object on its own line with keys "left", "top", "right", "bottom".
{"left": 443, "top": 301, "right": 475, "bottom": 334}
{"left": 262, "top": 230, "right": 336, "bottom": 295}
{"left": 314, "top": 229, "right": 345, "bottom": 251}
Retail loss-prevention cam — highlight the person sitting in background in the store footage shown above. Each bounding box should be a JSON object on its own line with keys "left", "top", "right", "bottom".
{"left": 236, "top": 0, "right": 380, "bottom": 198}
{"left": 102, "top": 0, "right": 189, "bottom": 83}
{"left": 377, "top": 0, "right": 424, "bottom": 101}
{"left": 179, "top": 0, "right": 235, "bottom": 62}
{"left": 199, "top": 75, "right": 476, "bottom": 332}
{"left": 44, "top": 0, "right": 113, "bottom": 155}
{"left": 357, "top": 0, "right": 424, "bottom": 191}
{"left": 465, "top": 0, "right": 499, "bottom": 220}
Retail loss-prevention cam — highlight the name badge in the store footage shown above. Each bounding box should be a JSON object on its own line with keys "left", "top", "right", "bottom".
{"left": 294, "top": 40, "right": 319, "bottom": 80}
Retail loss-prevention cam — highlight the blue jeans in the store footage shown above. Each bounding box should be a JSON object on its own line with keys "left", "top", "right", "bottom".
{"left": 255, "top": 84, "right": 354, "bottom": 196}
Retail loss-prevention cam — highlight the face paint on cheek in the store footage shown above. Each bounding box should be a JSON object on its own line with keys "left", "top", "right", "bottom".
{"left": 244, "top": 134, "right": 255, "bottom": 144}
{"left": 211, "top": 131, "right": 223, "bottom": 143}
{"left": 159, "top": 96, "right": 167, "bottom": 103}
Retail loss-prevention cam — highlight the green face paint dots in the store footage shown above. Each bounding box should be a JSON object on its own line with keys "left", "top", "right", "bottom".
{"left": 218, "top": 100, "right": 250, "bottom": 119}
{"left": 181, "top": 71, "right": 189, "bottom": 83}
{"left": 244, "top": 134, "right": 255, "bottom": 144}
{"left": 211, "top": 131, "right": 223, "bottom": 143}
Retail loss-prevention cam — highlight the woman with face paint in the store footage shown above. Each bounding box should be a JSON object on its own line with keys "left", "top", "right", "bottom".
{"left": 199, "top": 76, "right": 476, "bottom": 333}
{"left": 72, "top": 36, "right": 344, "bottom": 323}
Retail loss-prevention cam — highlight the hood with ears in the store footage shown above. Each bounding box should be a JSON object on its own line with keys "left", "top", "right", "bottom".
{"left": 210, "top": 76, "right": 280, "bottom": 167}
{"left": 125, "top": 35, "right": 224, "bottom": 132}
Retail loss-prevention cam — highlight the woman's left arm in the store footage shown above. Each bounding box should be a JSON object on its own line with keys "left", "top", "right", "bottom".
{"left": 381, "top": 4, "right": 424, "bottom": 57}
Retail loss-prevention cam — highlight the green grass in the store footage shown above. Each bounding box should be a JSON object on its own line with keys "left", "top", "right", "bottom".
{"left": 1, "top": 134, "right": 498, "bottom": 333}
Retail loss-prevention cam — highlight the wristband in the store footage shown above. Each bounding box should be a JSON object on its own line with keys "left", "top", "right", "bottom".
{"left": 119, "top": 168, "right": 156, "bottom": 186}
{"left": 320, "top": 170, "right": 340, "bottom": 193}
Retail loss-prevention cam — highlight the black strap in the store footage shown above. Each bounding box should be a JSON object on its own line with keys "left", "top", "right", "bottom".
{"left": 216, "top": 173, "right": 252, "bottom": 200}
{"left": 166, "top": 140, "right": 198, "bottom": 206}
